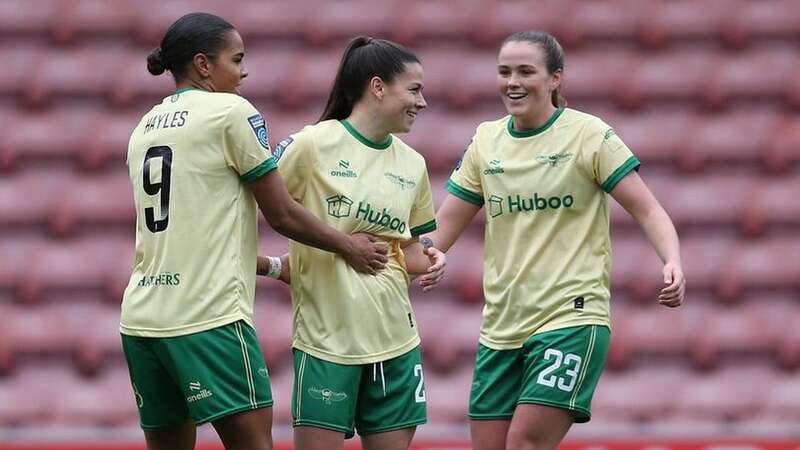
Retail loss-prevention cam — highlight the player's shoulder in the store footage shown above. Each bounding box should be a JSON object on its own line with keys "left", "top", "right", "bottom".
{"left": 559, "top": 107, "right": 609, "bottom": 134}
{"left": 476, "top": 115, "right": 510, "bottom": 137}
{"left": 390, "top": 134, "right": 427, "bottom": 166}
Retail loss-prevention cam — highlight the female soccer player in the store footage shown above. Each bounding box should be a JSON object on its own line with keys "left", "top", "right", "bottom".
{"left": 260, "top": 36, "right": 444, "bottom": 450}
{"left": 422, "top": 31, "right": 686, "bottom": 450}
{"left": 120, "top": 14, "right": 387, "bottom": 450}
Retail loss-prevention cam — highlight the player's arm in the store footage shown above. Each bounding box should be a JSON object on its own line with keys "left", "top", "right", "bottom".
{"left": 401, "top": 237, "right": 446, "bottom": 292}
{"left": 610, "top": 171, "right": 684, "bottom": 308}
{"left": 257, "top": 253, "right": 290, "bottom": 284}
{"left": 424, "top": 195, "right": 481, "bottom": 253}
{"left": 412, "top": 195, "right": 481, "bottom": 289}
{"left": 249, "top": 170, "right": 387, "bottom": 274}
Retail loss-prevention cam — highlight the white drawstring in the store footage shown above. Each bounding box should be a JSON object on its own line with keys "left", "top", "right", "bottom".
{"left": 380, "top": 362, "right": 386, "bottom": 397}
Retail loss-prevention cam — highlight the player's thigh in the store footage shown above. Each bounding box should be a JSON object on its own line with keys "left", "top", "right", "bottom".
{"left": 506, "top": 404, "right": 573, "bottom": 450}
{"left": 159, "top": 321, "right": 274, "bottom": 425}
{"left": 212, "top": 406, "right": 273, "bottom": 450}
{"left": 355, "top": 346, "right": 426, "bottom": 438}
{"left": 519, "top": 325, "right": 610, "bottom": 423}
{"left": 121, "top": 333, "right": 191, "bottom": 430}
{"left": 292, "top": 349, "right": 362, "bottom": 439}
{"left": 143, "top": 419, "right": 196, "bottom": 450}
{"left": 469, "top": 420, "right": 510, "bottom": 450}
{"left": 294, "top": 425, "right": 345, "bottom": 450}
{"left": 361, "top": 427, "right": 417, "bottom": 450}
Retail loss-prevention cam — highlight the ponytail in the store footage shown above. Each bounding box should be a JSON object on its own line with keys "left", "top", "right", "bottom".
{"left": 319, "top": 36, "right": 420, "bottom": 122}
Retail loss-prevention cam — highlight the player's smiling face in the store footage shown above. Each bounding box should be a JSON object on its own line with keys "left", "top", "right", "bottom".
{"left": 207, "top": 30, "right": 247, "bottom": 95}
{"left": 381, "top": 62, "right": 427, "bottom": 134}
{"left": 497, "top": 41, "right": 561, "bottom": 121}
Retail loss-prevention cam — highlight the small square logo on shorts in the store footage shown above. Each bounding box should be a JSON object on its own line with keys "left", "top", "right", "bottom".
{"left": 574, "top": 296, "right": 585, "bottom": 309}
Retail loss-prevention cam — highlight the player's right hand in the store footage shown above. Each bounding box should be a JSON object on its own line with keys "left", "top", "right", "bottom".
{"left": 343, "top": 233, "right": 388, "bottom": 274}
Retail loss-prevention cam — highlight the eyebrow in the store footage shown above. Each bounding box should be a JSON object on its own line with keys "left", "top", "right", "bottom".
{"left": 497, "top": 64, "right": 537, "bottom": 69}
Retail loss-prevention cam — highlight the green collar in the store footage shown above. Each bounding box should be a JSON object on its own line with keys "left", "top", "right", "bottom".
{"left": 341, "top": 120, "right": 392, "bottom": 150}
{"left": 507, "top": 107, "right": 564, "bottom": 138}
{"left": 174, "top": 87, "right": 203, "bottom": 94}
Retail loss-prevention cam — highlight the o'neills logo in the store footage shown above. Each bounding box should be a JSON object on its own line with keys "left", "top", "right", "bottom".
{"left": 355, "top": 201, "right": 407, "bottom": 233}
{"left": 187, "top": 381, "right": 213, "bottom": 403}
{"left": 330, "top": 159, "right": 358, "bottom": 178}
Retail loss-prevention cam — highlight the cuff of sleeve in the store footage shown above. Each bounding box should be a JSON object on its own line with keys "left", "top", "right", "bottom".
{"left": 446, "top": 179, "right": 484, "bottom": 206}
{"left": 410, "top": 219, "right": 437, "bottom": 237}
{"left": 240, "top": 157, "right": 278, "bottom": 183}
{"left": 601, "top": 156, "right": 640, "bottom": 193}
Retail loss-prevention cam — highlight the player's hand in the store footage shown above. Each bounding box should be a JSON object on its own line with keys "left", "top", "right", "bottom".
{"left": 417, "top": 246, "right": 446, "bottom": 292}
{"left": 343, "top": 233, "right": 388, "bottom": 274}
{"left": 659, "top": 261, "right": 685, "bottom": 308}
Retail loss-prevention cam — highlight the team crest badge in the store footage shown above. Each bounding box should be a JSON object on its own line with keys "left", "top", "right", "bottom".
{"left": 247, "top": 114, "right": 270, "bottom": 150}
{"left": 273, "top": 136, "right": 293, "bottom": 161}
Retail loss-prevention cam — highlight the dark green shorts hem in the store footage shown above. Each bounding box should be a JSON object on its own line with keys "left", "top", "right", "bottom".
{"left": 468, "top": 413, "right": 513, "bottom": 421}
{"left": 293, "top": 419, "right": 351, "bottom": 436}
{"left": 140, "top": 419, "right": 188, "bottom": 431}
{"left": 196, "top": 401, "right": 274, "bottom": 426}
{"left": 359, "top": 418, "right": 427, "bottom": 435}
{"left": 517, "top": 398, "right": 590, "bottom": 423}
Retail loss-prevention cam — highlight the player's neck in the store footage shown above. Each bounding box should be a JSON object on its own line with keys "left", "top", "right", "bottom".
{"left": 346, "top": 109, "right": 391, "bottom": 144}
{"left": 513, "top": 104, "right": 557, "bottom": 132}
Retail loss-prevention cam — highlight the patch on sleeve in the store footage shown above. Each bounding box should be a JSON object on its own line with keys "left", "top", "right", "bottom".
{"left": 454, "top": 140, "right": 471, "bottom": 171}
{"left": 247, "top": 114, "right": 270, "bottom": 150}
{"left": 272, "top": 136, "right": 294, "bottom": 161}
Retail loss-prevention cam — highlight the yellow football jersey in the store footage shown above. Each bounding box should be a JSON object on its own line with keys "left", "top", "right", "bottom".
{"left": 121, "top": 88, "right": 276, "bottom": 337}
{"left": 276, "top": 119, "right": 436, "bottom": 364}
{"left": 448, "top": 108, "right": 639, "bottom": 349}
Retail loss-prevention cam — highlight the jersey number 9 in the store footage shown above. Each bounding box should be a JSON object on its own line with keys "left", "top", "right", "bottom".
{"left": 143, "top": 146, "right": 173, "bottom": 233}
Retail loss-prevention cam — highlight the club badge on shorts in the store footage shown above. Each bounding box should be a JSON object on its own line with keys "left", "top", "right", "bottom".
{"left": 247, "top": 114, "right": 269, "bottom": 150}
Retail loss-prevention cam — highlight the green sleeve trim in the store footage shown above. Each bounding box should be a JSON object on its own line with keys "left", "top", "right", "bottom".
{"left": 446, "top": 179, "right": 484, "bottom": 205}
{"left": 410, "top": 219, "right": 437, "bottom": 237}
{"left": 240, "top": 157, "right": 277, "bottom": 183}
{"left": 601, "top": 156, "right": 640, "bottom": 193}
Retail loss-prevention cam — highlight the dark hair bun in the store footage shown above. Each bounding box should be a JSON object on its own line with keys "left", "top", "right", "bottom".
{"left": 146, "top": 48, "right": 167, "bottom": 75}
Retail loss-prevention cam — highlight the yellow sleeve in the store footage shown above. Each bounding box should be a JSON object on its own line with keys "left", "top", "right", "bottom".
{"left": 408, "top": 165, "right": 437, "bottom": 237}
{"left": 222, "top": 99, "right": 276, "bottom": 183}
{"left": 578, "top": 121, "right": 641, "bottom": 193}
{"left": 276, "top": 127, "right": 314, "bottom": 202}
{"left": 446, "top": 133, "right": 484, "bottom": 205}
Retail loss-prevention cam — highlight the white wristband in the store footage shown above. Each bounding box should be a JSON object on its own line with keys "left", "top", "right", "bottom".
{"left": 266, "top": 256, "right": 282, "bottom": 279}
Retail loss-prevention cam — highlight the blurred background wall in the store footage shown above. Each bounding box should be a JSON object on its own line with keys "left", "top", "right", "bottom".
{"left": 0, "top": 0, "right": 799, "bottom": 448}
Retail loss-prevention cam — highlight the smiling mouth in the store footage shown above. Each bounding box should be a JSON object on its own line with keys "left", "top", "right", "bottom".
{"left": 406, "top": 111, "right": 417, "bottom": 118}
{"left": 507, "top": 92, "right": 527, "bottom": 100}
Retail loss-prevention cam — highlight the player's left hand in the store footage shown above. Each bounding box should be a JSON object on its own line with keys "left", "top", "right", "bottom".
{"left": 418, "top": 246, "right": 446, "bottom": 292}
{"left": 659, "top": 261, "right": 685, "bottom": 308}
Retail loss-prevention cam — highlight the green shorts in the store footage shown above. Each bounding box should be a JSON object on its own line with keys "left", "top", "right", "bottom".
{"left": 292, "top": 346, "right": 427, "bottom": 438}
{"left": 469, "top": 325, "right": 609, "bottom": 423}
{"left": 121, "top": 320, "right": 273, "bottom": 430}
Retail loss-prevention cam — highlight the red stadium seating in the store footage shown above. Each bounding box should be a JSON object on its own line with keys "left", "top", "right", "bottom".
{"left": 682, "top": 109, "right": 779, "bottom": 172}
{"left": 703, "top": 48, "right": 799, "bottom": 109}
{"left": 24, "top": 46, "right": 128, "bottom": 108}
{"left": 674, "top": 364, "right": 775, "bottom": 420}
{"left": 593, "top": 365, "right": 686, "bottom": 420}
{"left": 558, "top": 0, "right": 645, "bottom": 49}
{"left": 414, "top": 295, "right": 482, "bottom": 372}
{"left": 623, "top": 51, "right": 719, "bottom": 109}
{"left": 0, "top": 0, "right": 61, "bottom": 39}
{"left": 470, "top": 0, "right": 572, "bottom": 48}
{"left": 50, "top": 0, "right": 137, "bottom": 44}
{"left": 637, "top": 0, "right": 738, "bottom": 48}
{"left": 718, "top": 237, "right": 800, "bottom": 300}
{"left": 424, "top": 365, "right": 472, "bottom": 422}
